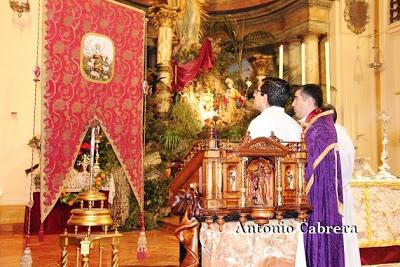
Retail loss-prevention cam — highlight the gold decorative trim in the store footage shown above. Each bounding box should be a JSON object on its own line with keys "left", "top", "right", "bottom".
{"left": 305, "top": 142, "right": 336, "bottom": 195}
{"left": 359, "top": 240, "right": 400, "bottom": 248}
{"left": 309, "top": 0, "right": 334, "bottom": 9}
{"left": 304, "top": 110, "right": 334, "bottom": 135}
{"left": 350, "top": 180, "right": 400, "bottom": 189}
{"left": 312, "top": 143, "right": 336, "bottom": 169}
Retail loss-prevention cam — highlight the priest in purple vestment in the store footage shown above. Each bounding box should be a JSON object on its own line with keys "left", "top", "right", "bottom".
{"left": 292, "top": 84, "right": 345, "bottom": 267}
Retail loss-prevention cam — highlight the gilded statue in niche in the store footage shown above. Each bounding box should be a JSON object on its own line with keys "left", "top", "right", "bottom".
{"left": 344, "top": 0, "right": 369, "bottom": 34}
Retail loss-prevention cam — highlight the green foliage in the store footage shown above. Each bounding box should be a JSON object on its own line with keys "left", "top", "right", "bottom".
{"left": 221, "top": 16, "right": 275, "bottom": 79}
{"left": 159, "top": 127, "right": 180, "bottom": 156}
{"left": 98, "top": 135, "right": 120, "bottom": 172}
{"left": 146, "top": 97, "right": 203, "bottom": 161}
{"left": 171, "top": 100, "right": 202, "bottom": 138}
{"left": 118, "top": 178, "right": 171, "bottom": 231}
{"left": 218, "top": 123, "right": 248, "bottom": 141}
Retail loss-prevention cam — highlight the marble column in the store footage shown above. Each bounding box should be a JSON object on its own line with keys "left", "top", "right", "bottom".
{"left": 250, "top": 54, "right": 273, "bottom": 85}
{"left": 303, "top": 32, "right": 320, "bottom": 84}
{"left": 287, "top": 39, "right": 301, "bottom": 85}
{"left": 151, "top": 4, "right": 178, "bottom": 86}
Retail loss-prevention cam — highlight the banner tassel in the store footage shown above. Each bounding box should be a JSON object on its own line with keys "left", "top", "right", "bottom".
{"left": 137, "top": 211, "right": 147, "bottom": 260}
{"left": 20, "top": 235, "right": 32, "bottom": 267}
{"left": 38, "top": 223, "right": 44, "bottom": 242}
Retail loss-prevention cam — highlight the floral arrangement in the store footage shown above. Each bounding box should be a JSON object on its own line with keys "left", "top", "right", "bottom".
{"left": 59, "top": 188, "right": 77, "bottom": 206}
{"left": 93, "top": 170, "right": 110, "bottom": 190}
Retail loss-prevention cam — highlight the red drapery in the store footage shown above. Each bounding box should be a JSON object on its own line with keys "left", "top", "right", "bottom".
{"left": 360, "top": 246, "right": 400, "bottom": 265}
{"left": 173, "top": 38, "right": 215, "bottom": 91}
{"left": 41, "top": 0, "right": 145, "bottom": 222}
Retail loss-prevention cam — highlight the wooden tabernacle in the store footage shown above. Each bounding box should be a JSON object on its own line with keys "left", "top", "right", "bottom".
{"left": 169, "top": 129, "right": 312, "bottom": 266}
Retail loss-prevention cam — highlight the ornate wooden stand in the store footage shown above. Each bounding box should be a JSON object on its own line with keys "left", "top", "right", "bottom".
{"left": 169, "top": 131, "right": 312, "bottom": 266}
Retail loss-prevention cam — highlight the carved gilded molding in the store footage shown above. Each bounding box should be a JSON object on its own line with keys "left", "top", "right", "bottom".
{"left": 249, "top": 54, "right": 273, "bottom": 78}
{"left": 309, "top": 0, "right": 334, "bottom": 9}
{"left": 148, "top": 4, "right": 178, "bottom": 29}
{"left": 344, "top": 0, "right": 369, "bottom": 35}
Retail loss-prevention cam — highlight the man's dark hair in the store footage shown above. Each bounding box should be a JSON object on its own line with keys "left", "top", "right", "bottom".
{"left": 259, "top": 77, "right": 291, "bottom": 107}
{"left": 298, "top": 84, "right": 323, "bottom": 108}
{"left": 321, "top": 103, "right": 337, "bottom": 123}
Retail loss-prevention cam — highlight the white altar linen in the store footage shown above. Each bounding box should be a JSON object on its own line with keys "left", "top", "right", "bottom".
{"left": 351, "top": 179, "right": 400, "bottom": 248}
{"left": 200, "top": 219, "right": 306, "bottom": 267}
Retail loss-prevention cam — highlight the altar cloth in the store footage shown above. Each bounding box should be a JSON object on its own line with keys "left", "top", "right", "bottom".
{"left": 200, "top": 219, "right": 306, "bottom": 267}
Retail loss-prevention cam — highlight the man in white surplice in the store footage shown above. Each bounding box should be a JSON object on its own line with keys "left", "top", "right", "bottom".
{"left": 322, "top": 103, "right": 362, "bottom": 267}
{"left": 247, "top": 78, "right": 302, "bottom": 142}
{"left": 247, "top": 78, "right": 306, "bottom": 267}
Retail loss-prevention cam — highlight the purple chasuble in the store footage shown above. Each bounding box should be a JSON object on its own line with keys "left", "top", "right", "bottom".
{"left": 303, "top": 111, "right": 345, "bottom": 267}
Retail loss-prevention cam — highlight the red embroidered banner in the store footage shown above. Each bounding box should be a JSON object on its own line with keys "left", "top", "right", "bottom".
{"left": 41, "top": 0, "right": 144, "bottom": 221}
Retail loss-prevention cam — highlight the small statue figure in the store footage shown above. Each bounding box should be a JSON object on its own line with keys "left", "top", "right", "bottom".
{"left": 248, "top": 161, "right": 273, "bottom": 206}
{"left": 229, "top": 171, "right": 237, "bottom": 191}
{"left": 285, "top": 166, "right": 294, "bottom": 190}
{"left": 221, "top": 78, "right": 244, "bottom": 123}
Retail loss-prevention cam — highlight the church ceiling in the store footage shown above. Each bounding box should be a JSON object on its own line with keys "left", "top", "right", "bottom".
{"left": 124, "top": 0, "right": 288, "bottom": 15}
{"left": 122, "top": 0, "right": 333, "bottom": 44}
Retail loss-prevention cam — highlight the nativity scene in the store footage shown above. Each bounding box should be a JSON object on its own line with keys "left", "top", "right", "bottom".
{"left": 1, "top": 0, "right": 400, "bottom": 266}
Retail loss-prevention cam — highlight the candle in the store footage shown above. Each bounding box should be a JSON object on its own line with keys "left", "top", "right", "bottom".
{"left": 301, "top": 43, "right": 306, "bottom": 85}
{"left": 174, "top": 64, "right": 178, "bottom": 85}
{"left": 325, "top": 41, "right": 331, "bottom": 103}
{"left": 279, "top": 44, "right": 283, "bottom": 79}
{"left": 89, "top": 126, "right": 96, "bottom": 190}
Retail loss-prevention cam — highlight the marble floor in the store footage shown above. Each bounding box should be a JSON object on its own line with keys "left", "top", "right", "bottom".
{"left": 0, "top": 230, "right": 179, "bottom": 266}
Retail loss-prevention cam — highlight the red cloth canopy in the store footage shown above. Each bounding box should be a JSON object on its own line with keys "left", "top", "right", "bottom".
{"left": 173, "top": 39, "right": 215, "bottom": 91}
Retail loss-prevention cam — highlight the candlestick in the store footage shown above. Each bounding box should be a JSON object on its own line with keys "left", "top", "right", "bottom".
{"left": 325, "top": 41, "right": 331, "bottom": 103}
{"left": 375, "top": 112, "right": 397, "bottom": 179}
{"left": 279, "top": 44, "right": 283, "bottom": 79}
{"left": 301, "top": 43, "right": 306, "bottom": 85}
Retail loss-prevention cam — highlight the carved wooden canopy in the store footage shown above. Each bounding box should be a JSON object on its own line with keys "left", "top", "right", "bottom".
{"left": 234, "top": 136, "right": 291, "bottom": 157}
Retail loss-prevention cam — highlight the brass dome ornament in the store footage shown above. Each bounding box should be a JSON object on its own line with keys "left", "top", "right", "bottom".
{"left": 344, "top": 0, "right": 369, "bottom": 34}
{"left": 9, "top": 0, "right": 30, "bottom": 17}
